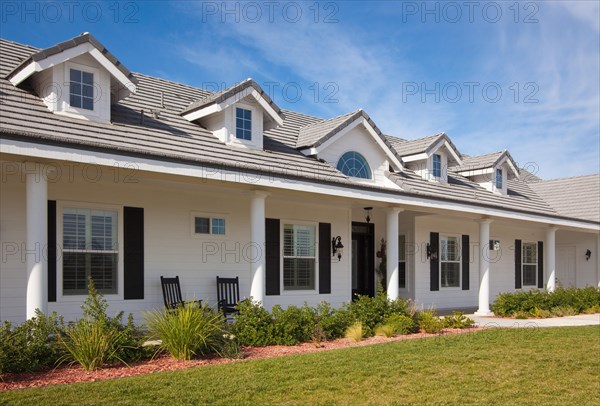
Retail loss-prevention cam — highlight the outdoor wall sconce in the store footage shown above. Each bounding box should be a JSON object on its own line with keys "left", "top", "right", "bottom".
{"left": 585, "top": 249, "right": 591, "bottom": 261}
{"left": 332, "top": 236, "right": 344, "bottom": 261}
{"left": 426, "top": 243, "right": 438, "bottom": 260}
{"left": 364, "top": 207, "right": 373, "bottom": 223}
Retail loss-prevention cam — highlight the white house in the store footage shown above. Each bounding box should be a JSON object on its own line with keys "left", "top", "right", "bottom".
{"left": 1, "top": 33, "right": 598, "bottom": 324}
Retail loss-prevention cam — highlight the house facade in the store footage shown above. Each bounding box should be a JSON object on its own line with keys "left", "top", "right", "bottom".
{"left": 1, "top": 34, "right": 598, "bottom": 324}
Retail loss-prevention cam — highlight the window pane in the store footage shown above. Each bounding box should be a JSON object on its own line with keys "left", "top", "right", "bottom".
{"left": 195, "top": 217, "right": 210, "bottom": 234}
{"left": 441, "top": 262, "right": 460, "bottom": 287}
{"left": 211, "top": 218, "right": 225, "bottom": 235}
{"left": 398, "top": 235, "right": 406, "bottom": 261}
{"left": 283, "top": 258, "right": 315, "bottom": 290}
{"left": 236, "top": 108, "right": 243, "bottom": 119}
{"left": 82, "top": 71, "right": 93, "bottom": 85}
{"left": 441, "top": 236, "right": 459, "bottom": 261}
{"left": 63, "top": 252, "right": 87, "bottom": 293}
{"left": 523, "top": 243, "right": 537, "bottom": 264}
{"left": 70, "top": 69, "right": 81, "bottom": 82}
{"left": 82, "top": 97, "right": 94, "bottom": 111}
{"left": 63, "top": 211, "right": 86, "bottom": 249}
{"left": 336, "top": 151, "right": 372, "bottom": 179}
{"left": 90, "top": 253, "right": 117, "bottom": 293}
{"left": 244, "top": 109, "right": 251, "bottom": 120}
{"left": 70, "top": 94, "right": 81, "bottom": 108}
{"left": 433, "top": 154, "right": 442, "bottom": 177}
{"left": 523, "top": 264, "right": 537, "bottom": 286}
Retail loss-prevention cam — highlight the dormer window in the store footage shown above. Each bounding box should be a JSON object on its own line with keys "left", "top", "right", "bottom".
{"left": 69, "top": 68, "right": 94, "bottom": 111}
{"left": 337, "top": 151, "right": 372, "bottom": 179}
{"left": 496, "top": 168, "right": 503, "bottom": 189}
{"left": 432, "top": 154, "right": 442, "bottom": 178}
{"left": 236, "top": 108, "right": 252, "bottom": 140}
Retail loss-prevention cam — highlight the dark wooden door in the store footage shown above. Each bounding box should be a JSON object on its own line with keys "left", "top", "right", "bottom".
{"left": 352, "top": 222, "right": 375, "bottom": 298}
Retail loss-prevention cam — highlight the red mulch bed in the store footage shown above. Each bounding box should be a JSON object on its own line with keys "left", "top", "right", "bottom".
{"left": 0, "top": 328, "right": 479, "bottom": 391}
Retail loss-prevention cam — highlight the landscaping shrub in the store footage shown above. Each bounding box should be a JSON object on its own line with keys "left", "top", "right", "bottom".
{"left": 271, "top": 304, "right": 316, "bottom": 345}
{"left": 58, "top": 319, "right": 125, "bottom": 371}
{"left": 443, "top": 311, "right": 475, "bottom": 329}
{"left": 0, "top": 310, "right": 64, "bottom": 374}
{"left": 529, "top": 307, "right": 553, "bottom": 319}
{"left": 491, "top": 287, "right": 600, "bottom": 317}
{"left": 218, "top": 331, "right": 243, "bottom": 359}
{"left": 58, "top": 279, "right": 149, "bottom": 370}
{"left": 346, "top": 286, "right": 410, "bottom": 337}
{"left": 383, "top": 314, "right": 416, "bottom": 335}
{"left": 551, "top": 306, "right": 579, "bottom": 317}
{"left": 345, "top": 322, "right": 363, "bottom": 342}
{"left": 144, "top": 301, "right": 225, "bottom": 360}
{"left": 418, "top": 309, "right": 444, "bottom": 334}
{"left": 313, "top": 302, "right": 352, "bottom": 341}
{"left": 232, "top": 299, "right": 275, "bottom": 347}
{"left": 375, "top": 324, "right": 395, "bottom": 338}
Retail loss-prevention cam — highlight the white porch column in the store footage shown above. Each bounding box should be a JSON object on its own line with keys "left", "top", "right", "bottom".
{"left": 386, "top": 208, "right": 402, "bottom": 300}
{"left": 249, "top": 191, "right": 268, "bottom": 304}
{"left": 26, "top": 169, "right": 48, "bottom": 319}
{"left": 546, "top": 227, "right": 558, "bottom": 292}
{"left": 475, "top": 218, "right": 493, "bottom": 316}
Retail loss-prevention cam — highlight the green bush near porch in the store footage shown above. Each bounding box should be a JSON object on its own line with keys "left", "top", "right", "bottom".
{"left": 491, "top": 286, "right": 600, "bottom": 317}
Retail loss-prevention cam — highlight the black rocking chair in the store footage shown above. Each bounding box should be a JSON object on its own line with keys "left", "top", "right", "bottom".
{"left": 216, "top": 276, "right": 240, "bottom": 318}
{"left": 160, "top": 275, "right": 200, "bottom": 310}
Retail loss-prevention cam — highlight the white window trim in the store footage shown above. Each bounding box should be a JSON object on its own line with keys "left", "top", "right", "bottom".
{"left": 280, "top": 219, "right": 319, "bottom": 295}
{"left": 399, "top": 234, "right": 408, "bottom": 291}
{"left": 439, "top": 233, "right": 462, "bottom": 289}
{"left": 62, "top": 62, "right": 101, "bottom": 118}
{"left": 235, "top": 107, "right": 252, "bottom": 141}
{"left": 57, "top": 200, "right": 123, "bottom": 301}
{"left": 521, "top": 241, "right": 538, "bottom": 287}
{"left": 226, "top": 102, "right": 262, "bottom": 150}
{"left": 190, "top": 211, "right": 229, "bottom": 239}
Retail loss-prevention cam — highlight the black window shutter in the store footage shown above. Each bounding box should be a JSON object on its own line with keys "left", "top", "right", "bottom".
{"left": 398, "top": 262, "right": 406, "bottom": 289}
{"left": 515, "top": 239, "right": 522, "bottom": 289}
{"left": 537, "top": 241, "right": 544, "bottom": 289}
{"left": 319, "top": 223, "right": 331, "bottom": 294}
{"left": 124, "top": 207, "right": 144, "bottom": 300}
{"left": 265, "top": 218, "right": 280, "bottom": 296}
{"left": 461, "top": 234, "right": 470, "bottom": 290}
{"left": 430, "top": 232, "right": 439, "bottom": 291}
{"left": 47, "top": 200, "right": 57, "bottom": 302}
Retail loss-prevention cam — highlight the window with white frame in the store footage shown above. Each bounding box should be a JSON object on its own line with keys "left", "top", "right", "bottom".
{"left": 69, "top": 68, "right": 94, "bottom": 111}
{"left": 432, "top": 154, "right": 442, "bottom": 178}
{"left": 522, "top": 242, "right": 537, "bottom": 286}
{"left": 495, "top": 168, "right": 503, "bottom": 189}
{"left": 398, "top": 234, "right": 406, "bottom": 289}
{"left": 283, "top": 224, "right": 316, "bottom": 290}
{"left": 194, "top": 216, "right": 226, "bottom": 236}
{"left": 235, "top": 107, "right": 252, "bottom": 140}
{"left": 63, "top": 208, "right": 117, "bottom": 294}
{"left": 440, "top": 235, "right": 460, "bottom": 288}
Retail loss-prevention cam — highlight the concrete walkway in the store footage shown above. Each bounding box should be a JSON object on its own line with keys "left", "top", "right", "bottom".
{"left": 467, "top": 313, "right": 600, "bottom": 328}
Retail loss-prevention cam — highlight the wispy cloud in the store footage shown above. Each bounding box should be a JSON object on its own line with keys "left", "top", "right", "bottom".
{"left": 173, "top": 1, "right": 598, "bottom": 178}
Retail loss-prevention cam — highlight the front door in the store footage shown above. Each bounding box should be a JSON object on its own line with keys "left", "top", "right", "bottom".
{"left": 352, "top": 222, "right": 375, "bottom": 298}
{"left": 556, "top": 245, "right": 576, "bottom": 287}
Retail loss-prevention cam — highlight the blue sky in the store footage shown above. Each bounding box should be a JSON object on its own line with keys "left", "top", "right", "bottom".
{"left": 1, "top": 1, "right": 598, "bottom": 179}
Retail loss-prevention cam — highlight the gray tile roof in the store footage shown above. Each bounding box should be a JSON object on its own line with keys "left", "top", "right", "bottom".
{"left": 450, "top": 150, "right": 519, "bottom": 175}
{"left": 6, "top": 33, "right": 137, "bottom": 85}
{"left": 181, "top": 78, "right": 284, "bottom": 120}
{"left": 529, "top": 174, "right": 600, "bottom": 222}
{"left": 0, "top": 36, "right": 597, "bottom": 226}
{"left": 385, "top": 133, "right": 461, "bottom": 161}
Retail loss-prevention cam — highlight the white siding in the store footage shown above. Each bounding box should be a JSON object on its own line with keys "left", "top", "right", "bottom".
{"left": 0, "top": 164, "right": 351, "bottom": 323}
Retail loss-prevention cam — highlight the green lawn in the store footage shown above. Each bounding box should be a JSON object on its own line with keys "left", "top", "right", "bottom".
{"left": 2, "top": 326, "right": 599, "bottom": 405}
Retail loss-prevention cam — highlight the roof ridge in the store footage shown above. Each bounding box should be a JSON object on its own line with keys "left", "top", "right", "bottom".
{"left": 535, "top": 173, "right": 600, "bottom": 183}
{"left": 299, "top": 109, "right": 361, "bottom": 130}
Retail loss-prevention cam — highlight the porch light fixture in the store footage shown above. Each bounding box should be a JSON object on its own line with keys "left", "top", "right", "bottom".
{"left": 585, "top": 249, "right": 591, "bottom": 261}
{"left": 332, "top": 236, "right": 344, "bottom": 261}
{"left": 364, "top": 207, "right": 373, "bottom": 223}
{"left": 426, "top": 243, "right": 438, "bottom": 260}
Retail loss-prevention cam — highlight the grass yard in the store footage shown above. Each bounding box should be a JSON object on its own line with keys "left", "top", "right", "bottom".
{"left": 2, "top": 326, "right": 598, "bottom": 405}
